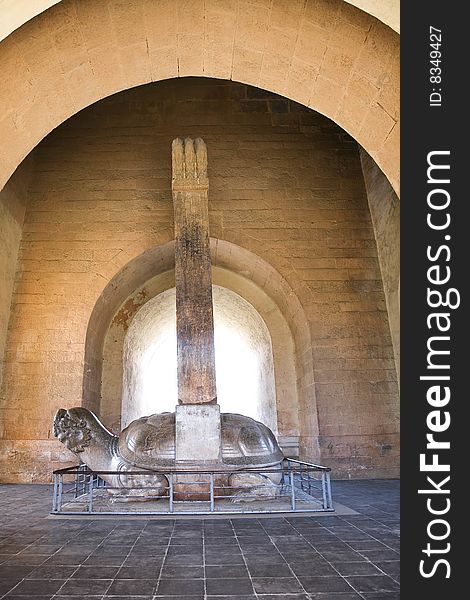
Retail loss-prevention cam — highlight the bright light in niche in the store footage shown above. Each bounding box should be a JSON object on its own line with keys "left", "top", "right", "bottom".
{"left": 214, "top": 323, "right": 260, "bottom": 417}
{"left": 122, "top": 286, "right": 277, "bottom": 432}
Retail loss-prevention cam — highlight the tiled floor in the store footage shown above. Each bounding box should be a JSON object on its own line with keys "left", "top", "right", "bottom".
{"left": 0, "top": 480, "right": 399, "bottom": 600}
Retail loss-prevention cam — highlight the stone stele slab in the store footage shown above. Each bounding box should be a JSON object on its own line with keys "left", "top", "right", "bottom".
{"left": 175, "top": 404, "right": 221, "bottom": 463}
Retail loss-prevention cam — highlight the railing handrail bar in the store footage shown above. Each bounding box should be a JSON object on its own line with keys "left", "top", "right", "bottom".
{"left": 53, "top": 462, "right": 331, "bottom": 476}
{"left": 284, "top": 458, "right": 331, "bottom": 471}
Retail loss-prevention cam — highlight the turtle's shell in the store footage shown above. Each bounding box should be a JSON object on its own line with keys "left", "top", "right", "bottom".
{"left": 118, "top": 412, "right": 283, "bottom": 469}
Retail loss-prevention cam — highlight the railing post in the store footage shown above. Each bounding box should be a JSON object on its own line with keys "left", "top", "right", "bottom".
{"left": 326, "top": 471, "right": 333, "bottom": 509}
{"left": 57, "top": 473, "right": 63, "bottom": 512}
{"left": 169, "top": 474, "right": 174, "bottom": 513}
{"left": 210, "top": 473, "right": 215, "bottom": 513}
{"left": 289, "top": 470, "right": 296, "bottom": 511}
{"left": 87, "top": 473, "right": 94, "bottom": 513}
{"left": 52, "top": 473, "right": 58, "bottom": 512}
{"left": 321, "top": 471, "right": 328, "bottom": 509}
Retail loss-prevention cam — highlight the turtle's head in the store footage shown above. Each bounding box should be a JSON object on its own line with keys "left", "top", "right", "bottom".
{"left": 53, "top": 407, "right": 95, "bottom": 453}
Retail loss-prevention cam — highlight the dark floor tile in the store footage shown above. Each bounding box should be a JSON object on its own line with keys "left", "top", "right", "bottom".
{"left": 298, "top": 576, "right": 355, "bottom": 593}
{"left": 246, "top": 563, "right": 293, "bottom": 577}
{"left": 206, "top": 578, "right": 254, "bottom": 595}
{"left": 289, "top": 561, "right": 337, "bottom": 577}
{"left": 106, "top": 578, "right": 157, "bottom": 595}
{"left": 334, "top": 562, "right": 383, "bottom": 576}
{"left": 251, "top": 577, "right": 304, "bottom": 594}
{"left": 123, "top": 555, "right": 164, "bottom": 567}
{"left": 57, "top": 578, "right": 112, "bottom": 595}
{"left": 156, "top": 578, "right": 205, "bottom": 596}
{"left": 43, "top": 554, "right": 88, "bottom": 566}
{"left": 20, "top": 544, "right": 62, "bottom": 555}
{"left": 163, "top": 554, "right": 204, "bottom": 566}
{"left": 0, "top": 581, "right": 20, "bottom": 596}
{"left": 159, "top": 565, "right": 203, "bottom": 579}
{"left": 93, "top": 546, "right": 132, "bottom": 557}
{"left": 360, "top": 593, "right": 400, "bottom": 600}
{"left": 269, "top": 535, "right": 303, "bottom": 543}
{"left": 131, "top": 545, "right": 167, "bottom": 556}
{"left": 72, "top": 565, "right": 119, "bottom": 579}
{"left": 3, "top": 554, "right": 49, "bottom": 566}
{"left": 320, "top": 551, "right": 367, "bottom": 563}
{"left": 205, "top": 554, "right": 245, "bottom": 566}
{"left": 205, "top": 596, "right": 255, "bottom": 600}
{"left": 358, "top": 550, "right": 399, "bottom": 562}
{"left": 155, "top": 596, "right": 203, "bottom": 600}
{"left": 102, "top": 597, "right": 153, "bottom": 600}
{"left": 54, "top": 597, "right": 104, "bottom": 600}
{"left": 59, "top": 544, "right": 97, "bottom": 555}
{"left": 347, "top": 540, "right": 389, "bottom": 550}
{"left": 0, "top": 545, "right": 26, "bottom": 554}
{"left": 204, "top": 544, "right": 241, "bottom": 555}
{"left": 205, "top": 565, "right": 249, "bottom": 578}
{"left": 243, "top": 555, "right": 286, "bottom": 565}
{"left": 165, "top": 546, "right": 203, "bottom": 559}
{"left": 238, "top": 538, "right": 272, "bottom": 546}
{"left": 345, "top": 575, "right": 400, "bottom": 592}
{"left": 4, "top": 597, "right": 54, "bottom": 600}
{"left": 0, "top": 565, "right": 36, "bottom": 580}
{"left": 256, "top": 595, "right": 309, "bottom": 600}
{"left": 308, "top": 594, "right": 361, "bottom": 599}
{"left": 308, "top": 542, "right": 350, "bottom": 552}
{"left": 375, "top": 561, "right": 400, "bottom": 578}
{"left": 206, "top": 543, "right": 240, "bottom": 552}
{"left": 335, "top": 532, "right": 374, "bottom": 542}
{"left": 83, "top": 554, "right": 126, "bottom": 566}
{"left": 5, "top": 579, "right": 67, "bottom": 595}
{"left": 26, "top": 565, "right": 77, "bottom": 579}
{"left": 116, "top": 566, "right": 162, "bottom": 579}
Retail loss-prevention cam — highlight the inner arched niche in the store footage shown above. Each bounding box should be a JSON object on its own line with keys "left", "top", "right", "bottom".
{"left": 100, "top": 263, "right": 301, "bottom": 456}
{"left": 121, "top": 286, "right": 277, "bottom": 433}
{"left": 88, "top": 240, "right": 310, "bottom": 458}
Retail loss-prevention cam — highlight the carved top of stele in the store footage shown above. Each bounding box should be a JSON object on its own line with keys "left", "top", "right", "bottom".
{"left": 172, "top": 137, "right": 209, "bottom": 192}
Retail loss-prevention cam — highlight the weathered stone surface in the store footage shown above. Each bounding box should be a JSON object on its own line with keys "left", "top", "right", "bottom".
{"left": 175, "top": 404, "right": 221, "bottom": 462}
{"left": 172, "top": 137, "right": 216, "bottom": 406}
{"left": 360, "top": 149, "right": 400, "bottom": 381}
{"left": 0, "top": 158, "right": 33, "bottom": 391}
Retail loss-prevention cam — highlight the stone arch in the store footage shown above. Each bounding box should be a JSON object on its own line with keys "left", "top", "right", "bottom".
{"left": 0, "top": 1, "right": 400, "bottom": 43}
{"left": 84, "top": 238, "right": 318, "bottom": 460}
{"left": 0, "top": 0, "right": 399, "bottom": 194}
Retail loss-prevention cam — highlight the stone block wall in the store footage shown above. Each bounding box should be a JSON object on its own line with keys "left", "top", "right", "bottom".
{"left": 0, "top": 78, "right": 399, "bottom": 481}
{"left": 360, "top": 149, "right": 400, "bottom": 381}
{"left": 0, "top": 158, "right": 33, "bottom": 391}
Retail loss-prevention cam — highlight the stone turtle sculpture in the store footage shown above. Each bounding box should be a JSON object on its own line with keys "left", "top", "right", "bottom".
{"left": 54, "top": 407, "right": 284, "bottom": 500}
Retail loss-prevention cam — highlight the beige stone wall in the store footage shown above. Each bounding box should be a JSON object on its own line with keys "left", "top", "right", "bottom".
{"left": 0, "top": 158, "right": 33, "bottom": 391}
{"left": 0, "top": 78, "right": 398, "bottom": 481}
{"left": 360, "top": 149, "right": 400, "bottom": 381}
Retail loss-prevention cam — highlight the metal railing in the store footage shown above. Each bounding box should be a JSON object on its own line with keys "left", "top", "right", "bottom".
{"left": 51, "top": 458, "right": 334, "bottom": 516}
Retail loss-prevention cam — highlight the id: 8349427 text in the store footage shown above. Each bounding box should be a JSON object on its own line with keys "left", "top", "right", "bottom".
{"left": 429, "top": 26, "right": 443, "bottom": 107}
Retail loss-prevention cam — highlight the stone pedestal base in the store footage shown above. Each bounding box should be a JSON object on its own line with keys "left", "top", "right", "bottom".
{"left": 175, "top": 404, "right": 222, "bottom": 500}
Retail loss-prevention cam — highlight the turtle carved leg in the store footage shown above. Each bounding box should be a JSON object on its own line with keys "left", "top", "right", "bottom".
{"left": 228, "top": 472, "right": 282, "bottom": 502}
{"left": 107, "top": 469, "right": 169, "bottom": 501}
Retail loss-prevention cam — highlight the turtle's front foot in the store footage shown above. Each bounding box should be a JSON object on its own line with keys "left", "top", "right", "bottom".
{"left": 228, "top": 472, "right": 280, "bottom": 502}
